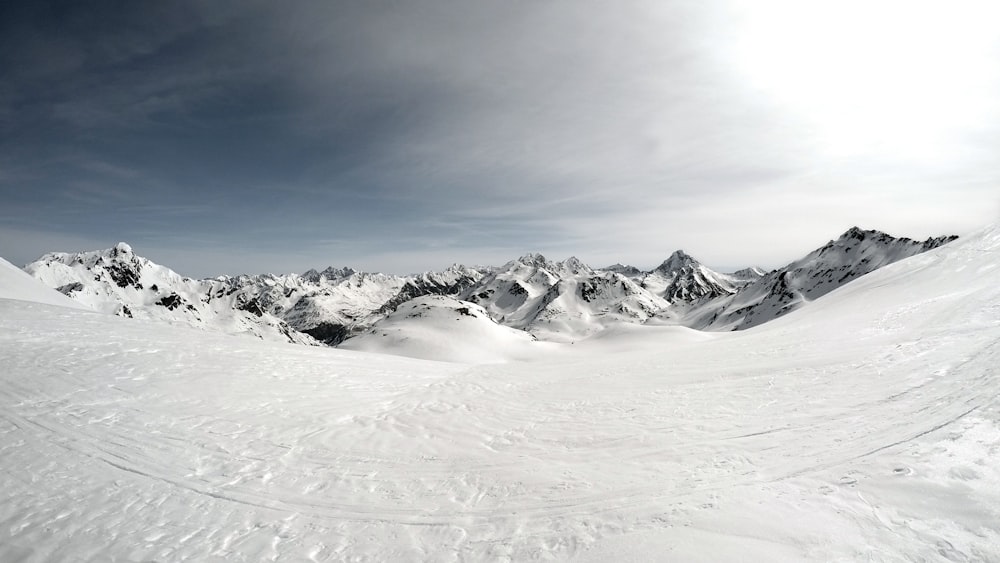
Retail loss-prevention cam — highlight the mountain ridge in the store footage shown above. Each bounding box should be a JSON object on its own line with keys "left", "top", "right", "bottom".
{"left": 19, "top": 226, "right": 959, "bottom": 347}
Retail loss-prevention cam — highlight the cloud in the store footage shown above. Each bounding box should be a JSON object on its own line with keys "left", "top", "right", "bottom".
{"left": 1, "top": 1, "right": 998, "bottom": 276}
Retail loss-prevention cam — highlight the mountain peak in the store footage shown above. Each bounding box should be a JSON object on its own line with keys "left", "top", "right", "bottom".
{"left": 654, "top": 249, "right": 698, "bottom": 273}
{"left": 519, "top": 252, "right": 546, "bottom": 260}
{"left": 514, "top": 252, "right": 552, "bottom": 268}
{"left": 839, "top": 226, "right": 882, "bottom": 242}
{"left": 112, "top": 242, "right": 133, "bottom": 256}
{"left": 302, "top": 266, "right": 356, "bottom": 283}
{"left": 558, "top": 256, "right": 592, "bottom": 275}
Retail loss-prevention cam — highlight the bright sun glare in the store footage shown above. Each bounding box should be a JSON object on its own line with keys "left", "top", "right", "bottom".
{"left": 730, "top": 0, "right": 1000, "bottom": 163}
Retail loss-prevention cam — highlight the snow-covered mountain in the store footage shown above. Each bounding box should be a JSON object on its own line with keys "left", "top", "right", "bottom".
{"left": 221, "top": 265, "right": 485, "bottom": 345}
{"left": 638, "top": 250, "right": 739, "bottom": 305}
{"left": 21, "top": 227, "right": 957, "bottom": 346}
{"left": 460, "top": 253, "right": 671, "bottom": 341}
{"left": 685, "top": 227, "right": 959, "bottom": 331}
{"left": 236, "top": 270, "right": 408, "bottom": 344}
{"left": 726, "top": 266, "right": 767, "bottom": 284}
{"left": 24, "top": 243, "right": 317, "bottom": 344}
{"left": 23, "top": 243, "right": 487, "bottom": 346}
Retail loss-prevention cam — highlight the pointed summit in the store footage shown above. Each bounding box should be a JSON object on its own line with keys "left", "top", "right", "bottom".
{"left": 516, "top": 252, "right": 550, "bottom": 267}
{"left": 113, "top": 242, "right": 133, "bottom": 256}
{"left": 558, "top": 256, "right": 592, "bottom": 276}
{"left": 838, "top": 226, "right": 879, "bottom": 242}
{"left": 642, "top": 250, "right": 736, "bottom": 304}
{"left": 654, "top": 250, "right": 698, "bottom": 274}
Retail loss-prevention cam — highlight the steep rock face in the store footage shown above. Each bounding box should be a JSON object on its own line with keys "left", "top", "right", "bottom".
{"left": 24, "top": 244, "right": 316, "bottom": 344}
{"left": 685, "top": 228, "right": 959, "bottom": 331}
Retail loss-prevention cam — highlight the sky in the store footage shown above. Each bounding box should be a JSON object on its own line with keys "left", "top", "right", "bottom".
{"left": 2, "top": 0, "right": 999, "bottom": 277}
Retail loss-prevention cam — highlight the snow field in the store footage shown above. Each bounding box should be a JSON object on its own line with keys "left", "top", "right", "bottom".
{"left": 0, "top": 225, "right": 998, "bottom": 561}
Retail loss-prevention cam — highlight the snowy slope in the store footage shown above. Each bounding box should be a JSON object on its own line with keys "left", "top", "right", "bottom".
{"left": 340, "top": 295, "right": 548, "bottom": 363}
{"left": 1, "top": 224, "right": 998, "bottom": 561}
{"left": 685, "top": 227, "right": 958, "bottom": 331}
{"left": 0, "top": 256, "right": 87, "bottom": 309}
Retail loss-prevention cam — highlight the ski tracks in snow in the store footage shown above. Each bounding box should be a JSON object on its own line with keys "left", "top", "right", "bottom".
{"left": 2, "top": 279, "right": 1000, "bottom": 561}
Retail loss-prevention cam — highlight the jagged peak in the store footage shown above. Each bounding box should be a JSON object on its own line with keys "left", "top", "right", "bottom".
{"left": 558, "top": 256, "right": 592, "bottom": 275}
{"left": 516, "top": 252, "right": 550, "bottom": 266}
{"left": 302, "top": 266, "right": 356, "bottom": 283}
{"left": 322, "top": 266, "right": 356, "bottom": 278}
{"left": 654, "top": 249, "right": 699, "bottom": 273}
{"left": 837, "top": 226, "right": 888, "bottom": 242}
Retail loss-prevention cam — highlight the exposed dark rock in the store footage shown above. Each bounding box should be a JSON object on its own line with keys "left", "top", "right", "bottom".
{"left": 56, "top": 282, "right": 84, "bottom": 295}
{"left": 236, "top": 295, "right": 265, "bottom": 317}
{"left": 378, "top": 274, "right": 480, "bottom": 315}
{"left": 156, "top": 294, "right": 184, "bottom": 311}
{"left": 302, "top": 322, "right": 352, "bottom": 345}
{"left": 107, "top": 262, "right": 141, "bottom": 289}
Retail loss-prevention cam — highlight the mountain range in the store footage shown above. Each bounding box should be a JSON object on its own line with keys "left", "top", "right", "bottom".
{"left": 19, "top": 227, "right": 958, "bottom": 350}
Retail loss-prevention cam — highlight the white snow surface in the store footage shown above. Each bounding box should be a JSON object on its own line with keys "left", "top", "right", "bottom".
{"left": 340, "top": 295, "right": 552, "bottom": 363}
{"left": 2, "top": 225, "right": 999, "bottom": 561}
{"left": 0, "top": 256, "right": 86, "bottom": 310}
